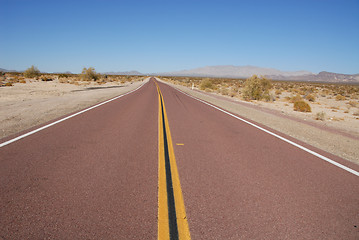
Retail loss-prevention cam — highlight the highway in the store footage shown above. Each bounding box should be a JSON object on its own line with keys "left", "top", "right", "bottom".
{"left": 1, "top": 78, "right": 358, "bottom": 239}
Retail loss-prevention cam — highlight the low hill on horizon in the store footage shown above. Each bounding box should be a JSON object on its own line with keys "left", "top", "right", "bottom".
{"left": 159, "top": 65, "right": 359, "bottom": 83}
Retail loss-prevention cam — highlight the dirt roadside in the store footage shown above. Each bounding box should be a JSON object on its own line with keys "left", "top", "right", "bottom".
{"left": 158, "top": 79, "right": 359, "bottom": 165}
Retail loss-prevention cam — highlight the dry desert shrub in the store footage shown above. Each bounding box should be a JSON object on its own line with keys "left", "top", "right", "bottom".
{"left": 200, "top": 78, "right": 215, "bottom": 90}
{"left": 305, "top": 94, "right": 316, "bottom": 102}
{"left": 40, "top": 75, "right": 53, "bottom": 81}
{"left": 59, "top": 78, "right": 69, "bottom": 83}
{"left": 335, "top": 94, "right": 346, "bottom": 101}
{"left": 24, "top": 65, "right": 40, "bottom": 78}
{"left": 347, "top": 100, "right": 358, "bottom": 107}
{"left": 221, "top": 88, "right": 229, "bottom": 96}
{"left": 229, "top": 89, "right": 237, "bottom": 97}
{"left": 58, "top": 74, "right": 70, "bottom": 78}
{"left": 290, "top": 94, "right": 303, "bottom": 103}
{"left": 23, "top": 66, "right": 40, "bottom": 78}
{"left": 293, "top": 100, "right": 311, "bottom": 112}
{"left": 242, "top": 75, "right": 272, "bottom": 101}
{"left": 81, "top": 67, "right": 100, "bottom": 81}
{"left": 315, "top": 111, "right": 326, "bottom": 120}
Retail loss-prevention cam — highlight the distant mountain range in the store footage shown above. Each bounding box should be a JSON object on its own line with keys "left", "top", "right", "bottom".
{"left": 103, "top": 70, "right": 143, "bottom": 76}
{"left": 2, "top": 66, "right": 359, "bottom": 83}
{"left": 161, "top": 65, "right": 312, "bottom": 78}
{"left": 159, "top": 65, "right": 359, "bottom": 83}
{"left": 0, "top": 68, "right": 17, "bottom": 72}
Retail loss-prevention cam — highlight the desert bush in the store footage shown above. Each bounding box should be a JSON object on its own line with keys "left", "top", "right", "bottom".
{"left": 347, "top": 100, "right": 358, "bottom": 107}
{"left": 20, "top": 80, "right": 26, "bottom": 83}
{"left": 229, "top": 89, "right": 237, "bottom": 97}
{"left": 290, "top": 94, "right": 303, "bottom": 103}
{"left": 315, "top": 111, "right": 325, "bottom": 120}
{"left": 335, "top": 94, "right": 346, "bottom": 101}
{"left": 305, "top": 94, "right": 316, "bottom": 102}
{"left": 41, "top": 75, "right": 53, "bottom": 81}
{"left": 293, "top": 100, "right": 311, "bottom": 112}
{"left": 242, "top": 75, "right": 272, "bottom": 101}
{"left": 5, "top": 82, "right": 13, "bottom": 86}
{"left": 23, "top": 65, "right": 40, "bottom": 78}
{"left": 221, "top": 88, "right": 229, "bottom": 95}
{"left": 267, "top": 93, "right": 276, "bottom": 102}
{"left": 200, "top": 78, "right": 214, "bottom": 90}
{"left": 59, "top": 74, "right": 70, "bottom": 78}
{"left": 81, "top": 67, "right": 100, "bottom": 81}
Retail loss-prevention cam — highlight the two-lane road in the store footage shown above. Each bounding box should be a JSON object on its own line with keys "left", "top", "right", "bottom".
{"left": 1, "top": 79, "right": 358, "bottom": 239}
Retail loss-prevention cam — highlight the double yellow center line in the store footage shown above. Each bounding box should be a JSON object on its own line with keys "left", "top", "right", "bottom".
{"left": 155, "top": 81, "right": 191, "bottom": 240}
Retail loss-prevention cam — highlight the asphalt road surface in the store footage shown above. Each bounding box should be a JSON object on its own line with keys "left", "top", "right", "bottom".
{"left": 1, "top": 79, "right": 358, "bottom": 239}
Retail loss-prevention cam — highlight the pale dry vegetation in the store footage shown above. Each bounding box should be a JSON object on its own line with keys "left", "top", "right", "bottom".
{"left": 161, "top": 75, "right": 359, "bottom": 123}
{"left": 1, "top": 66, "right": 144, "bottom": 88}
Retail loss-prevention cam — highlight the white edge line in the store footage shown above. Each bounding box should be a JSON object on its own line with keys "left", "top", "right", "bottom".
{"left": 0, "top": 81, "right": 147, "bottom": 148}
{"left": 164, "top": 82, "right": 359, "bottom": 177}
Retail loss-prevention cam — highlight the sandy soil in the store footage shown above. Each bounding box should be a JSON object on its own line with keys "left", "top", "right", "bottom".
{"left": 0, "top": 78, "right": 147, "bottom": 140}
{"left": 257, "top": 90, "right": 359, "bottom": 136}
{"left": 159, "top": 79, "right": 359, "bottom": 165}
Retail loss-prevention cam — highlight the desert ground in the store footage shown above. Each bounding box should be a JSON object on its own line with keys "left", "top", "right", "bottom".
{"left": 1, "top": 73, "right": 358, "bottom": 165}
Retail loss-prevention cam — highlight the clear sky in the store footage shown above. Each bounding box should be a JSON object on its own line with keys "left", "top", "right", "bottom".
{"left": 1, "top": 0, "right": 358, "bottom": 74}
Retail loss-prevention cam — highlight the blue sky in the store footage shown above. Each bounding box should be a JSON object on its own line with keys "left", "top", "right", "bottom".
{"left": 1, "top": 0, "right": 358, "bottom": 74}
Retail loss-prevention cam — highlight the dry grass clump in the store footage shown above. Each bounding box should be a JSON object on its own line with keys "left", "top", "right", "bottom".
{"left": 293, "top": 100, "right": 311, "bottom": 112}
{"left": 221, "top": 88, "right": 229, "bottom": 96}
{"left": 59, "top": 78, "right": 69, "bottom": 83}
{"left": 335, "top": 94, "right": 346, "bottom": 101}
{"left": 315, "top": 111, "right": 326, "bottom": 120}
{"left": 289, "top": 94, "right": 303, "bottom": 103}
{"left": 305, "top": 94, "right": 316, "bottom": 102}
{"left": 40, "top": 75, "right": 53, "bottom": 81}
{"left": 275, "top": 89, "right": 282, "bottom": 95}
{"left": 200, "top": 78, "right": 215, "bottom": 91}
{"left": 347, "top": 100, "right": 358, "bottom": 107}
{"left": 242, "top": 75, "right": 272, "bottom": 101}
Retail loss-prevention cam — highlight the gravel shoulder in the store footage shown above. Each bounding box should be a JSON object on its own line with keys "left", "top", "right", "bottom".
{"left": 0, "top": 78, "right": 148, "bottom": 140}
{"left": 159, "top": 79, "right": 359, "bottom": 165}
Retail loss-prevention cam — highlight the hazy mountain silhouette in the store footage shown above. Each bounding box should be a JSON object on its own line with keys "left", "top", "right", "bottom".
{"left": 159, "top": 65, "right": 359, "bottom": 83}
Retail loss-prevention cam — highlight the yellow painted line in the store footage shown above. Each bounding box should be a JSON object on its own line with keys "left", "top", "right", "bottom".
{"left": 176, "top": 143, "right": 184, "bottom": 146}
{"left": 155, "top": 81, "right": 191, "bottom": 240}
{"left": 158, "top": 85, "right": 169, "bottom": 239}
